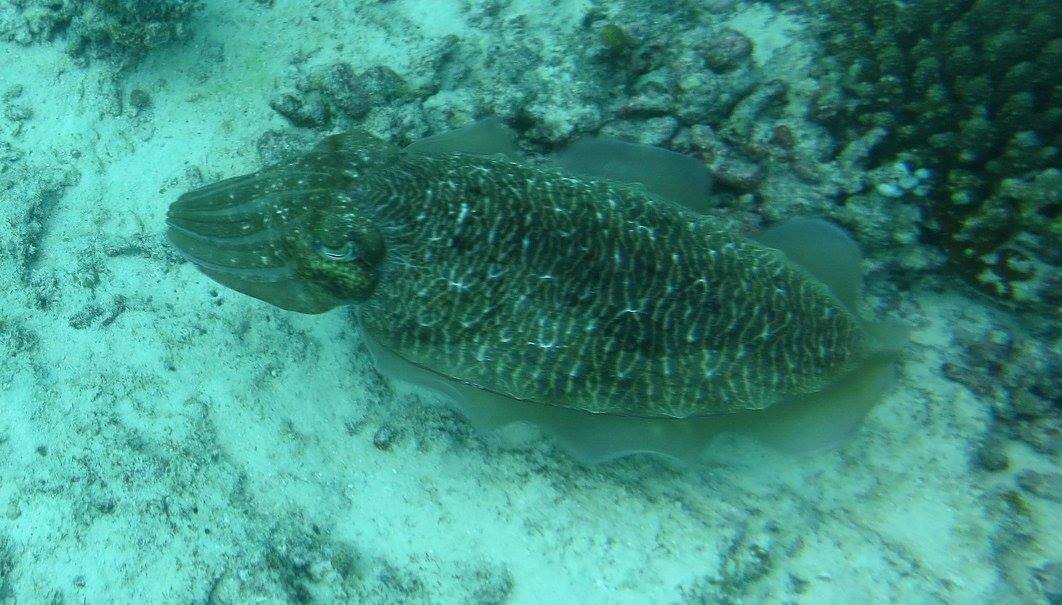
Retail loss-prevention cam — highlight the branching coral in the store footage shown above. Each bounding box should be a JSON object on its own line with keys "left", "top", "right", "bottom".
{"left": 810, "top": 0, "right": 1060, "bottom": 310}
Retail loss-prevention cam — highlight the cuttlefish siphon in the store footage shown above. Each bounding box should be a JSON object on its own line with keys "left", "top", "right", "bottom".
{"left": 166, "top": 120, "right": 906, "bottom": 466}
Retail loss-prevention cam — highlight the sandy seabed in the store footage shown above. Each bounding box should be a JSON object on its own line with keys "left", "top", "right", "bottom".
{"left": 0, "top": 1, "right": 1057, "bottom": 603}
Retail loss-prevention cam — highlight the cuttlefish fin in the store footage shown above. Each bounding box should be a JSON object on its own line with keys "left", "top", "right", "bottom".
{"left": 550, "top": 137, "right": 714, "bottom": 213}
{"left": 404, "top": 119, "right": 715, "bottom": 213}
{"left": 745, "top": 218, "right": 908, "bottom": 452}
{"left": 403, "top": 118, "right": 521, "bottom": 159}
{"left": 753, "top": 218, "right": 863, "bottom": 312}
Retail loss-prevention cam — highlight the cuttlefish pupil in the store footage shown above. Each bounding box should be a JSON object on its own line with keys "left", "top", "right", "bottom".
{"left": 314, "top": 240, "right": 359, "bottom": 262}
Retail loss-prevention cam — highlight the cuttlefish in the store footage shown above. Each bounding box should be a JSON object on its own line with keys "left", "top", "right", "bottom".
{"left": 166, "top": 120, "right": 905, "bottom": 465}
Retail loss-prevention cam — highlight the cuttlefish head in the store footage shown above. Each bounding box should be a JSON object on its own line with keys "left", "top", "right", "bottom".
{"left": 166, "top": 164, "right": 385, "bottom": 314}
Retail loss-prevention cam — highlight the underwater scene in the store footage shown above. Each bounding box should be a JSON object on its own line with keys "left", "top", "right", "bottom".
{"left": 0, "top": 0, "right": 1058, "bottom": 602}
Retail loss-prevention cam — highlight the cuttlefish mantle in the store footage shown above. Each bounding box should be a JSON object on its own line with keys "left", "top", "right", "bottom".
{"left": 166, "top": 119, "right": 906, "bottom": 466}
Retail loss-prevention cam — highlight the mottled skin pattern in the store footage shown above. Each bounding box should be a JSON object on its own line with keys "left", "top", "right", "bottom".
{"left": 167, "top": 131, "right": 865, "bottom": 418}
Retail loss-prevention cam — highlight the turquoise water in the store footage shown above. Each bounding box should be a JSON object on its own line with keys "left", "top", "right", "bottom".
{"left": 0, "top": 1, "right": 1058, "bottom": 603}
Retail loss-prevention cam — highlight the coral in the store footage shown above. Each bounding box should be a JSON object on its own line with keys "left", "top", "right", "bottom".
{"left": 810, "top": 0, "right": 1061, "bottom": 310}
{"left": 0, "top": 0, "right": 77, "bottom": 43}
{"left": 1, "top": 0, "right": 202, "bottom": 61}
{"left": 597, "top": 22, "right": 636, "bottom": 58}
{"left": 0, "top": 534, "right": 13, "bottom": 603}
{"left": 269, "top": 62, "right": 408, "bottom": 130}
{"left": 957, "top": 168, "right": 1061, "bottom": 307}
{"left": 77, "top": 0, "right": 201, "bottom": 58}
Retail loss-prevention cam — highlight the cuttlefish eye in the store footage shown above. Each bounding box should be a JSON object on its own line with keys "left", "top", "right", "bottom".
{"left": 314, "top": 240, "right": 359, "bottom": 262}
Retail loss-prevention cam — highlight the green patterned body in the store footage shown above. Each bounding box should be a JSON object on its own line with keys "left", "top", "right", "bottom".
{"left": 354, "top": 154, "right": 863, "bottom": 417}
{"left": 167, "top": 132, "right": 866, "bottom": 418}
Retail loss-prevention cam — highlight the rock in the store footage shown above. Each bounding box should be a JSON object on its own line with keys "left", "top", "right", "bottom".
{"left": 269, "top": 93, "right": 330, "bottom": 128}
{"left": 703, "top": 28, "right": 753, "bottom": 72}
{"left": 372, "top": 425, "right": 399, "bottom": 451}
